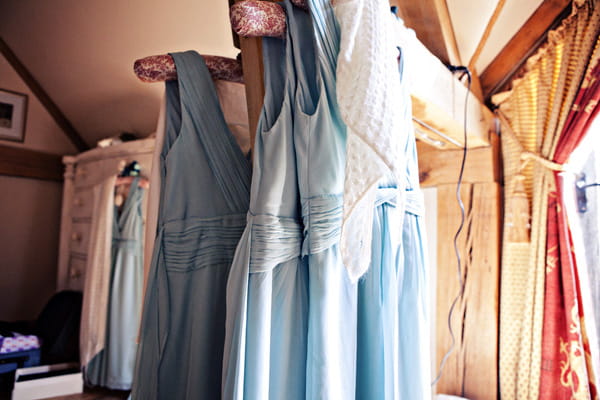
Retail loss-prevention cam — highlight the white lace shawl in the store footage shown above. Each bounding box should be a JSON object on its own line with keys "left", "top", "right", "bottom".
{"left": 334, "top": 0, "right": 406, "bottom": 282}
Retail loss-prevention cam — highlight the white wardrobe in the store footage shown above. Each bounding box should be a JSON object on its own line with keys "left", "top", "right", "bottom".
{"left": 56, "top": 138, "right": 155, "bottom": 292}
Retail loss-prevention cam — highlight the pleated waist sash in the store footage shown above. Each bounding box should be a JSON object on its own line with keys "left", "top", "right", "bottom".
{"left": 248, "top": 186, "right": 423, "bottom": 274}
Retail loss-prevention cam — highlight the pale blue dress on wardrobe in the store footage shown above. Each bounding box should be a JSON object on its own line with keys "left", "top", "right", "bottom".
{"left": 86, "top": 178, "right": 145, "bottom": 390}
{"left": 131, "top": 51, "right": 251, "bottom": 399}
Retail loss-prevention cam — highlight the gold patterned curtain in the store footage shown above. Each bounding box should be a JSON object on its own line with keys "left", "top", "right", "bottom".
{"left": 494, "top": 1, "right": 600, "bottom": 399}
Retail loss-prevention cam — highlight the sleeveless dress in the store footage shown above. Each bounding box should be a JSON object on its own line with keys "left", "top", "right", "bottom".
{"left": 131, "top": 51, "right": 251, "bottom": 399}
{"left": 85, "top": 178, "right": 145, "bottom": 390}
{"left": 393, "top": 45, "right": 432, "bottom": 400}
{"left": 354, "top": 46, "right": 432, "bottom": 399}
{"left": 225, "top": 2, "right": 431, "bottom": 398}
{"left": 304, "top": 2, "right": 431, "bottom": 399}
{"left": 292, "top": 1, "right": 359, "bottom": 398}
{"left": 222, "top": 3, "right": 309, "bottom": 399}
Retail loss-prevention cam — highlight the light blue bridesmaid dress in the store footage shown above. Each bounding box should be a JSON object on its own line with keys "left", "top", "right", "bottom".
{"left": 222, "top": 3, "right": 309, "bottom": 399}
{"left": 131, "top": 51, "right": 251, "bottom": 399}
{"left": 393, "top": 45, "right": 432, "bottom": 400}
{"left": 303, "top": 2, "right": 431, "bottom": 399}
{"left": 354, "top": 45, "right": 432, "bottom": 399}
{"left": 224, "top": 1, "right": 431, "bottom": 398}
{"left": 85, "top": 178, "right": 145, "bottom": 390}
{"left": 293, "top": 0, "right": 359, "bottom": 398}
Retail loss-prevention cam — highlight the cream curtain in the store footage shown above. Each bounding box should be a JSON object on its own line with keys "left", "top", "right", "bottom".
{"left": 495, "top": 1, "right": 600, "bottom": 399}
{"left": 80, "top": 174, "right": 116, "bottom": 368}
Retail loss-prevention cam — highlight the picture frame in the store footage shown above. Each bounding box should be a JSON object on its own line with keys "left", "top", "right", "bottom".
{"left": 0, "top": 89, "right": 28, "bottom": 142}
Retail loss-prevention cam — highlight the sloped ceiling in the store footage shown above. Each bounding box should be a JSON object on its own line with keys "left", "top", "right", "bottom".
{"left": 0, "top": 0, "right": 561, "bottom": 151}
{"left": 447, "top": 0, "right": 543, "bottom": 72}
{"left": 0, "top": 0, "right": 237, "bottom": 148}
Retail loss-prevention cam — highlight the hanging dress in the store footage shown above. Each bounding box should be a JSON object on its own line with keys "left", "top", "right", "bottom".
{"left": 393, "top": 44, "right": 432, "bottom": 400}
{"left": 85, "top": 178, "right": 145, "bottom": 389}
{"left": 222, "top": 3, "right": 309, "bottom": 399}
{"left": 292, "top": 1, "right": 359, "bottom": 398}
{"left": 131, "top": 51, "right": 251, "bottom": 399}
{"left": 85, "top": 178, "right": 145, "bottom": 390}
{"left": 353, "top": 46, "right": 432, "bottom": 399}
{"left": 225, "top": 1, "right": 431, "bottom": 398}
{"left": 304, "top": 2, "right": 432, "bottom": 399}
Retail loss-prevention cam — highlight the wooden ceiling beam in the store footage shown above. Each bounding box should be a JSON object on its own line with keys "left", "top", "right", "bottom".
{"left": 468, "top": 0, "right": 507, "bottom": 70}
{"left": 405, "top": 31, "right": 494, "bottom": 150}
{"left": 0, "top": 37, "right": 89, "bottom": 152}
{"left": 480, "top": 0, "right": 571, "bottom": 99}
{"left": 392, "top": 0, "right": 462, "bottom": 66}
{"left": 417, "top": 141, "right": 501, "bottom": 187}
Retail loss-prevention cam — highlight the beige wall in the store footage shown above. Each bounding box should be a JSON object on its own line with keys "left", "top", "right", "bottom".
{"left": 0, "top": 53, "right": 75, "bottom": 320}
{"left": 0, "top": 0, "right": 237, "bottom": 145}
{"left": 0, "top": 176, "right": 64, "bottom": 320}
{"left": 0, "top": 53, "right": 76, "bottom": 155}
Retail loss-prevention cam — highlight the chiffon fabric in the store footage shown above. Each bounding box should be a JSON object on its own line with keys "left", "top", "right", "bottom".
{"left": 223, "top": 0, "right": 430, "bottom": 398}
{"left": 85, "top": 178, "right": 146, "bottom": 390}
{"left": 303, "top": 2, "right": 430, "bottom": 398}
{"left": 131, "top": 51, "right": 251, "bottom": 399}
{"left": 222, "top": 3, "right": 308, "bottom": 398}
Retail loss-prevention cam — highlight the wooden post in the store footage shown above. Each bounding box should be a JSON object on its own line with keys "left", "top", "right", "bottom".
{"left": 435, "top": 182, "right": 472, "bottom": 395}
{"left": 462, "top": 182, "right": 501, "bottom": 399}
{"left": 434, "top": 181, "right": 501, "bottom": 400}
{"left": 418, "top": 136, "right": 501, "bottom": 400}
{"left": 238, "top": 36, "right": 264, "bottom": 149}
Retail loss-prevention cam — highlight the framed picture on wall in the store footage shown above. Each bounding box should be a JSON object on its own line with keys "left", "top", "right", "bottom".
{"left": 0, "top": 89, "right": 27, "bottom": 142}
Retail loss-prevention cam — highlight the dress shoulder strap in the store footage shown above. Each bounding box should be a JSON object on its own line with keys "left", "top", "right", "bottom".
{"left": 170, "top": 51, "right": 251, "bottom": 212}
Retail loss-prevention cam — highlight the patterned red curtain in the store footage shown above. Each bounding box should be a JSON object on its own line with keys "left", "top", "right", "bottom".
{"left": 540, "top": 55, "right": 600, "bottom": 399}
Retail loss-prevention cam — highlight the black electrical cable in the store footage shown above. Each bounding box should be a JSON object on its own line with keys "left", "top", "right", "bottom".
{"left": 431, "top": 65, "right": 472, "bottom": 387}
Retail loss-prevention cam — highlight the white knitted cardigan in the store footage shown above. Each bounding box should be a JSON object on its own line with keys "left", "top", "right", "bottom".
{"left": 334, "top": 0, "right": 405, "bottom": 281}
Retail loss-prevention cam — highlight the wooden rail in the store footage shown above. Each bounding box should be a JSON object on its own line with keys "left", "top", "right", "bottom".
{"left": 0, "top": 144, "right": 63, "bottom": 181}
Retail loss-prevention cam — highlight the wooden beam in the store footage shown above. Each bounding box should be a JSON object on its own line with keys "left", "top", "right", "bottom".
{"left": 435, "top": 182, "right": 501, "bottom": 400}
{"left": 468, "top": 68, "right": 485, "bottom": 102}
{"left": 238, "top": 36, "right": 264, "bottom": 149}
{"left": 392, "top": 0, "right": 461, "bottom": 66}
{"left": 468, "top": 0, "right": 507, "bottom": 70}
{"left": 398, "top": 21, "right": 494, "bottom": 149}
{"left": 0, "top": 37, "right": 88, "bottom": 151}
{"left": 417, "top": 141, "right": 501, "bottom": 187}
{"left": 0, "top": 144, "right": 63, "bottom": 181}
{"left": 480, "top": 0, "right": 571, "bottom": 98}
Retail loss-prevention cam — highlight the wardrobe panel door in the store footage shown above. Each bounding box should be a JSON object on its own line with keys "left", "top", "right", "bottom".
{"left": 67, "top": 253, "right": 87, "bottom": 292}
{"left": 71, "top": 188, "right": 94, "bottom": 221}
{"left": 69, "top": 221, "right": 91, "bottom": 255}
